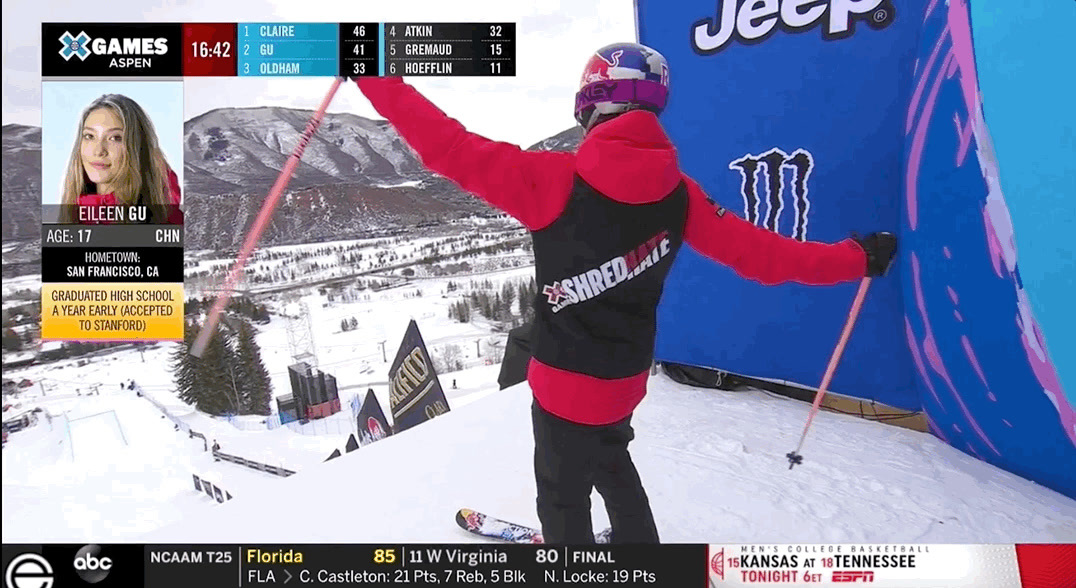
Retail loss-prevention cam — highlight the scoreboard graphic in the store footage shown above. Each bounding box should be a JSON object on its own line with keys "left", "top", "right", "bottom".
{"left": 43, "top": 22, "right": 516, "bottom": 78}
{"left": 39, "top": 22, "right": 516, "bottom": 343}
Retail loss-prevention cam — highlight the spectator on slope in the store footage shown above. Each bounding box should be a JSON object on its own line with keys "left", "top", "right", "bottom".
{"left": 353, "top": 43, "right": 896, "bottom": 544}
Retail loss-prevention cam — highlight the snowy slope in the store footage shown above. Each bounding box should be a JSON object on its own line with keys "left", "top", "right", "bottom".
{"left": 137, "top": 375, "right": 1076, "bottom": 544}
{"left": 4, "top": 263, "right": 1075, "bottom": 545}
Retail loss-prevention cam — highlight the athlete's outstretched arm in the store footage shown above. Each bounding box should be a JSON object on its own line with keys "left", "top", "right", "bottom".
{"left": 356, "top": 77, "right": 573, "bottom": 230}
{"left": 682, "top": 177, "right": 867, "bottom": 285}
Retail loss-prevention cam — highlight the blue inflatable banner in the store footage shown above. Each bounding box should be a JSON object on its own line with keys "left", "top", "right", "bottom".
{"left": 642, "top": 0, "right": 923, "bottom": 410}
{"left": 640, "top": 0, "right": 1075, "bottom": 499}
{"left": 901, "top": 0, "right": 1074, "bottom": 498}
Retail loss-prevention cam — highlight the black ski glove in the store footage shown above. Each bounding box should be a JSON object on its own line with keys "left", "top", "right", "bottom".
{"left": 853, "top": 232, "right": 898, "bottom": 277}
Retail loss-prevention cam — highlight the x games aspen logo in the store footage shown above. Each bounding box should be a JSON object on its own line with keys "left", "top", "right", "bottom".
{"left": 59, "top": 31, "right": 91, "bottom": 61}
{"left": 542, "top": 283, "right": 567, "bottom": 305}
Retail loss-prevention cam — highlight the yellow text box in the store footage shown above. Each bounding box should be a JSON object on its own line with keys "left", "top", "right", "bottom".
{"left": 41, "top": 283, "right": 183, "bottom": 341}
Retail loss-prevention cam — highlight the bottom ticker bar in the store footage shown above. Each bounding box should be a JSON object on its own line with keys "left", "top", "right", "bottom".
{"left": 1, "top": 544, "right": 706, "bottom": 587}
{"left": 4, "top": 543, "right": 1073, "bottom": 587}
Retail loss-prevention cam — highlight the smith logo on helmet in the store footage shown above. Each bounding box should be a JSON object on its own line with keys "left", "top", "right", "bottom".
{"left": 691, "top": 0, "right": 896, "bottom": 55}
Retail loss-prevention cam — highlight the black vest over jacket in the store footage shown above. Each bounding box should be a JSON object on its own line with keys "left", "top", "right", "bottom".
{"left": 530, "top": 176, "right": 688, "bottom": 379}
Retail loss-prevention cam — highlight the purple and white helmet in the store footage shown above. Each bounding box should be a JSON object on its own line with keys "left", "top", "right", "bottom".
{"left": 575, "top": 42, "right": 670, "bottom": 130}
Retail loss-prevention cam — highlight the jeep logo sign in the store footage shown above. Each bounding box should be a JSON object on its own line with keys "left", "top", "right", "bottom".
{"left": 692, "top": 0, "right": 896, "bottom": 55}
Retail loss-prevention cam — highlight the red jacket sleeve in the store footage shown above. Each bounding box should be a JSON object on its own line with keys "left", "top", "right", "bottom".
{"left": 682, "top": 177, "right": 866, "bottom": 285}
{"left": 355, "top": 77, "right": 573, "bottom": 230}
{"left": 165, "top": 167, "right": 184, "bottom": 224}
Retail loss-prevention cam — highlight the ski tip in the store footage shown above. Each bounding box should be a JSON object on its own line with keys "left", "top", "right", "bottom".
{"left": 456, "top": 508, "right": 481, "bottom": 531}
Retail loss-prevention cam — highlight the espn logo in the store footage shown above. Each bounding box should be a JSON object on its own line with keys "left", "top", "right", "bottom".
{"left": 833, "top": 570, "right": 875, "bottom": 582}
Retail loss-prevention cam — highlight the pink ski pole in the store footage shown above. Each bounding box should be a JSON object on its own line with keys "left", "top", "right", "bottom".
{"left": 787, "top": 277, "right": 873, "bottom": 469}
{"left": 190, "top": 77, "right": 345, "bottom": 358}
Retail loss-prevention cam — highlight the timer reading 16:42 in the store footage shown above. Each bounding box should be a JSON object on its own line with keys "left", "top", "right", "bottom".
{"left": 191, "top": 41, "right": 232, "bottom": 59}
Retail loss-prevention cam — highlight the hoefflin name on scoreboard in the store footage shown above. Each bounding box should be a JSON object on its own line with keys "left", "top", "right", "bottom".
{"left": 403, "top": 62, "right": 453, "bottom": 74}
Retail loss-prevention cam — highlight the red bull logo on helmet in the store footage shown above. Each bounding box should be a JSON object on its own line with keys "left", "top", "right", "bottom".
{"left": 581, "top": 44, "right": 668, "bottom": 86}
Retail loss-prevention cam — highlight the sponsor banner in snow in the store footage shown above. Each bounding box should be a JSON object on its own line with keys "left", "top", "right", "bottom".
{"left": 706, "top": 544, "right": 1026, "bottom": 587}
{"left": 356, "top": 389, "right": 392, "bottom": 446}
{"left": 387, "top": 319, "right": 450, "bottom": 433}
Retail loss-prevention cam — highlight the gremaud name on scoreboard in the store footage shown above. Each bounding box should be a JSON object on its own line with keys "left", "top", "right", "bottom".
{"left": 403, "top": 43, "right": 453, "bottom": 56}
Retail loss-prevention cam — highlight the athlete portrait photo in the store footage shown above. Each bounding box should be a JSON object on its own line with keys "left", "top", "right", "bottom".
{"left": 43, "top": 82, "right": 183, "bottom": 225}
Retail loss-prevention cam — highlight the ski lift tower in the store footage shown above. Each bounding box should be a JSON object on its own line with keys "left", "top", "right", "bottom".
{"left": 284, "top": 297, "right": 318, "bottom": 370}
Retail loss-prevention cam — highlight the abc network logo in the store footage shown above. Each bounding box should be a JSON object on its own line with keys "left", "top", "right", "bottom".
{"left": 73, "top": 545, "right": 112, "bottom": 584}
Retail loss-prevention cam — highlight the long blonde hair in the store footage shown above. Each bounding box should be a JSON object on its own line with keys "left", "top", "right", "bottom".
{"left": 59, "top": 94, "right": 172, "bottom": 223}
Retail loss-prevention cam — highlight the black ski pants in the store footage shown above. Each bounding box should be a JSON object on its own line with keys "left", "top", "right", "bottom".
{"left": 531, "top": 400, "right": 659, "bottom": 544}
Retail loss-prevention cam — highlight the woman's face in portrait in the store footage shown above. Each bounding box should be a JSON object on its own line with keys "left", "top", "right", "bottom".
{"left": 80, "top": 107, "right": 126, "bottom": 191}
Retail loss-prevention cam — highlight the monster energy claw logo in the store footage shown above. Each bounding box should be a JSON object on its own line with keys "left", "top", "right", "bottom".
{"left": 729, "top": 148, "right": 814, "bottom": 241}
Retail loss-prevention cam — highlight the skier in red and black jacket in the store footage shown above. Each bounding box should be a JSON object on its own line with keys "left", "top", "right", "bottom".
{"left": 355, "top": 42, "right": 897, "bottom": 544}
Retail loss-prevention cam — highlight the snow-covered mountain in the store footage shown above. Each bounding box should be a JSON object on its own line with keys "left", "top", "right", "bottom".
{"left": 1, "top": 124, "right": 41, "bottom": 242}
{"left": 0, "top": 117, "right": 582, "bottom": 251}
{"left": 527, "top": 125, "right": 582, "bottom": 152}
{"left": 183, "top": 107, "right": 432, "bottom": 195}
{"left": 183, "top": 107, "right": 485, "bottom": 250}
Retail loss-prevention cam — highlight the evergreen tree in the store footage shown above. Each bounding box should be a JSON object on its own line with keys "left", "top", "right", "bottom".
{"left": 2, "top": 329, "right": 20, "bottom": 352}
{"left": 173, "top": 321, "right": 234, "bottom": 415}
{"left": 173, "top": 323, "right": 199, "bottom": 406}
{"left": 234, "top": 319, "right": 273, "bottom": 416}
{"left": 199, "top": 322, "right": 238, "bottom": 416}
{"left": 493, "top": 292, "right": 506, "bottom": 321}
{"left": 518, "top": 282, "right": 529, "bottom": 316}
